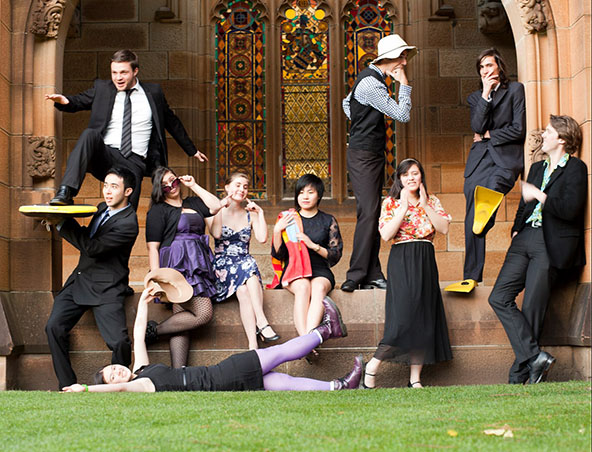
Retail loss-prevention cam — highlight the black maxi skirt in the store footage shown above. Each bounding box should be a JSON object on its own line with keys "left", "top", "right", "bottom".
{"left": 374, "top": 241, "right": 452, "bottom": 365}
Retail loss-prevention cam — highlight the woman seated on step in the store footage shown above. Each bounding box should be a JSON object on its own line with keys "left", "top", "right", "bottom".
{"left": 62, "top": 281, "right": 361, "bottom": 393}
{"left": 144, "top": 167, "right": 223, "bottom": 368}
{"left": 270, "top": 174, "right": 343, "bottom": 339}
{"left": 210, "top": 172, "right": 280, "bottom": 350}
{"left": 363, "top": 159, "right": 453, "bottom": 389}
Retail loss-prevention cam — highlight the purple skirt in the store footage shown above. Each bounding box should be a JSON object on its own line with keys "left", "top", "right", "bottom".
{"left": 159, "top": 232, "right": 216, "bottom": 298}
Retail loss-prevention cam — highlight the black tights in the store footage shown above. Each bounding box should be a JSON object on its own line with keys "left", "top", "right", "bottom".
{"left": 156, "top": 296, "right": 213, "bottom": 368}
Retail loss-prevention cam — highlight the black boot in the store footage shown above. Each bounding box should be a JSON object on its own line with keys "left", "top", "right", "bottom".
{"left": 50, "top": 185, "right": 76, "bottom": 206}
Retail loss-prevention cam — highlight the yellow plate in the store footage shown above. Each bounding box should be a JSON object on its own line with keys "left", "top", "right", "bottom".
{"left": 19, "top": 204, "right": 97, "bottom": 219}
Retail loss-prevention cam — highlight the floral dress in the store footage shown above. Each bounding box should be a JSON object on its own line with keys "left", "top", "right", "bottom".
{"left": 213, "top": 212, "right": 261, "bottom": 302}
{"left": 373, "top": 194, "right": 453, "bottom": 365}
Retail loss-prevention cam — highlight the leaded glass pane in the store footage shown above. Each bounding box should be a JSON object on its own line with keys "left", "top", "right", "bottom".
{"left": 344, "top": 0, "right": 396, "bottom": 194}
{"left": 281, "top": 0, "right": 330, "bottom": 197}
{"left": 215, "top": 1, "right": 266, "bottom": 198}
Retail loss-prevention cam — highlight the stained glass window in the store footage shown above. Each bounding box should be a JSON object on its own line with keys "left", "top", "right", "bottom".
{"left": 215, "top": 1, "right": 266, "bottom": 198}
{"left": 344, "top": 0, "right": 396, "bottom": 193}
{"left": 281, "top": 0, "right": 330, "bottom": 196}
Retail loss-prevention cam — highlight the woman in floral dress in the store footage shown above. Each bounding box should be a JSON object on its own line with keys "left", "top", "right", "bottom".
{"left": 211, "top": 172, "right": 279, "bottom": 350}
{"left": 363, "top": 159, "right": 453, "bottom": 389}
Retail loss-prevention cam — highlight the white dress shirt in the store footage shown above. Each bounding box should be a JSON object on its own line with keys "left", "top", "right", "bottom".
{"left": 103, "top": 80, "right": 153, "bottom": 158}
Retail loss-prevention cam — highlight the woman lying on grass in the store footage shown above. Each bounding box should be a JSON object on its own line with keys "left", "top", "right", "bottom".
{"left": 62, "top": 288, "right": 361, "bottom": 392}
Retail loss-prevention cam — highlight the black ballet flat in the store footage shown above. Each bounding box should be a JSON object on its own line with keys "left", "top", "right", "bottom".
{"left": 407, "top": 381, "right": 422, "bottom": 388}
{"left": 256, "top": 325, "right": 280, "bottom": 343}
{"left": 145, "top": 320, "right": 159, "bottom": 345}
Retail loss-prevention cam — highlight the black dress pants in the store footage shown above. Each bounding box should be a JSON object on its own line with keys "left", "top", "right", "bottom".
{"left": 463, "top": 151, "right": 518, "bottom": 281}
{"left": 488, "top": 226, "right": 557, "bottom": 383}
{"left": 346, "top": 148, "right": 385, "bottom": 284}
{"left": 61, "top": 128, "right": 146, "bottom": 209}
{"left": 45, "top": 285, "right": 132, "bottom": 389}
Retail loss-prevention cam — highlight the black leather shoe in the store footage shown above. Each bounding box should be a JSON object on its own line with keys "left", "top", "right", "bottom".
{"left": 361, "top": 278, "right": 387, "bottom": 290}
{"left": 528, "top": 351, "right": 556, "bottom": 384}
{"left": 50, "top": 185, "right": 75, "bottom": 206}
{"left": 341, "top": 279, "right": 358, "bottom": 292}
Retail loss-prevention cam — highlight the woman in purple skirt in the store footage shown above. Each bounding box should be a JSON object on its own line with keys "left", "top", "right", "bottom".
{"left": 145, "top": 166, "right": 224, "bottom": 367}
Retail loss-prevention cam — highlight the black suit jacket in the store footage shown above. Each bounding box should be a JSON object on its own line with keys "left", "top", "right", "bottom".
{"left": 55, "top": 79, "right": 197, "bottom": 174}
{"left": 512, "top": 156, "right": 587, "bottom": 269}
{"left": 465, "top": 81, "right": 526, "bottom": 177}
{"left": 59, "top": 202, "right": 139, "bottom": 306}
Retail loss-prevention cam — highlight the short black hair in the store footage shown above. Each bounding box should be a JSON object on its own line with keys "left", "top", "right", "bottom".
{"left": 476, "top": 47, "right": 509, "bottom": 89}
{"left": 294, "top": 174, "right": 325, "bottom": 209}
{"left": 150, "top": 166, "right": 177, "bottom": 205}
{"left": 388, "top": 158, "right": 428, "bottom": 199}
{"left": 111, "top": 49, "right": 139, "bottom": 71}
{"left": 93, "top": 367, "right": 107, "bottom": 385}
{"left": 105, "top": 167, "right": 136, "bottom": 192}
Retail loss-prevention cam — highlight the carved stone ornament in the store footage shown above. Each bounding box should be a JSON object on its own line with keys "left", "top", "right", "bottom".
{"left": 27, "top": 136, "right": 56, "bottom": 179}
{"left": 477, "top": 0, "right": 509, "bottom": 34}
{"left": 29, "top": 0, "right": 66, "bottom": 39}
{"left": 527, "top": 129, "right": 545, "bottom": 164}
{"left": 517, "top": 0, "right": 548, "bottom": 33}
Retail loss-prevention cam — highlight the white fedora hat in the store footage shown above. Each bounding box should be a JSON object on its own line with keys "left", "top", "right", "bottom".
{"left": 372, "top": 34, "right": 418, "bottom": 64}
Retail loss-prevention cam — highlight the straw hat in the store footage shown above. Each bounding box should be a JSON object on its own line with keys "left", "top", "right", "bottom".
{"left": 372, "top": 34, "right": 417, "bottom": 64}
{"left": 144, "top": 268, "right": 193, "bottom": 303}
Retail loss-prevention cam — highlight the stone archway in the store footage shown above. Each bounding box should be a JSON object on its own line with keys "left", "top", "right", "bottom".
{"left": 1, "top": 0, "right": 589, "bottom": 390}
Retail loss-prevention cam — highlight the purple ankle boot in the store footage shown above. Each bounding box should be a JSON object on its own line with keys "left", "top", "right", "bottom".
{"left": 333, "top": 355, "right": 363, "bottom": 390}
{"left": 314, "top": 296, "right": 348, "bottom": 342}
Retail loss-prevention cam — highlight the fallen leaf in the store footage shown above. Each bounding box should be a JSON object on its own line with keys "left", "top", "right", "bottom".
{"left": 484, "top": 427, "right": 514, "bottom": 438}
{"left": 447, "top": 430, "right": 458, "bottom": 437}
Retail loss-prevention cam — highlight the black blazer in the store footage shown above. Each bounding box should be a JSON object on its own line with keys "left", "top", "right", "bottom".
{"left": 512, "top": 156, "right": 588, "bottom": 270}
{"left": 55, "top": 79, "right": 198, "bottom": 174}
{"left": 59, "top": 202, "right": 139, "bottom": 306}
{"left": 465, "top": 81, "right": 526, "bottom": 177}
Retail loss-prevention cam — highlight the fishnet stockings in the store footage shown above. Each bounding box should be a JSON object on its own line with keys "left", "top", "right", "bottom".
{"left": 156, "top": 296, "right": 213, "bottom": 368}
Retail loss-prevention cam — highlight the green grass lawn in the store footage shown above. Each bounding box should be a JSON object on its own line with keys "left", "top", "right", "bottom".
{"left": 1, "top": 381, "right": 590, "bottom": 451}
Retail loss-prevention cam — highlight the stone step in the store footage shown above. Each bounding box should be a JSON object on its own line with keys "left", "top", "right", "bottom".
{"left": 0, "top": 286, "right": 536, "bottom": 390}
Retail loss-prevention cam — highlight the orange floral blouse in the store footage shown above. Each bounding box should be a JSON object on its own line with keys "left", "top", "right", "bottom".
{"left": 379, "top": 195, "right": 451, "bottom": 244}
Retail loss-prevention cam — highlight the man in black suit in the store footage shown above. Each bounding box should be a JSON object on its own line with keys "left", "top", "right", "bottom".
{"left": 447, "top": 48, "right": 526, "bottom": 292}
{"left": 489, "top": 114, "right": 587, "bottom": 384}
{"left": 45, "top": 49, "right": 207, "bottom": 208}
{"left": 45, "top": 167, "right": 139, "bottom": 390}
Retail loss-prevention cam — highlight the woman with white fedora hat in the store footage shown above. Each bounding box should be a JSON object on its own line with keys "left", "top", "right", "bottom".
{"left": 342, "top": 34, "right": 417, "bottom": 294}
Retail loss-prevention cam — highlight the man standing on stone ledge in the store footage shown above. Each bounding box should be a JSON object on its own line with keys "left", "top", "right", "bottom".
{"left": 341, "top": 34, "right": 416, "bottom": 293}
{"left": 45, "top": 167, "right": 139, "bottom": 390}
{"left": 488, "top": 114, "right": 587, "bottom": 384}
{"left": 446, "top": 48, "right": 525, "bottom": 293}
{"left": 45, "top": 49, "right": 207, "bottom": 209}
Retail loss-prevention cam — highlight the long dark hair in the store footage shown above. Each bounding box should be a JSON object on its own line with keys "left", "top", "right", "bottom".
{"left": 476, "top": 47, "right": 509, "bottom": 89}
{"left": 388, "top": 158, "right": 428, "bottom": 199}
{"left": 294, "top": 174, "right": 325, "bottom": 209}
{"left": 150, "top": 166, "right": 177, "bottom": 206}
